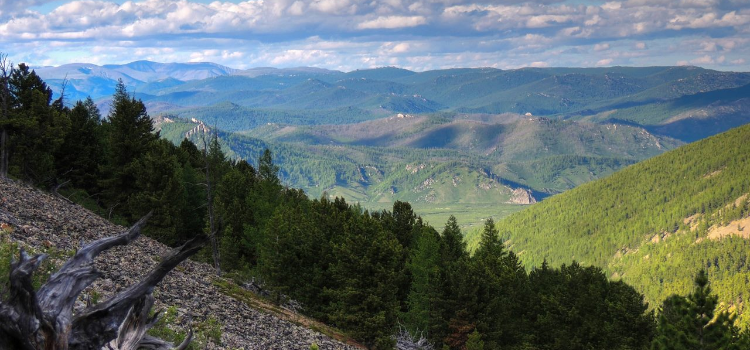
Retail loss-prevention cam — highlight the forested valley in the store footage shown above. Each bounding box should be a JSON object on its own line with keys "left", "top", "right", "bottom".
{"left": 2, "top": 62, "right": 750, "bottom": 349}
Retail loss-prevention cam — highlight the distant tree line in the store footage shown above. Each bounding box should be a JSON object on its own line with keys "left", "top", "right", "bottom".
{"left": 1, "top": 59, "right": 748, "bottom": 349}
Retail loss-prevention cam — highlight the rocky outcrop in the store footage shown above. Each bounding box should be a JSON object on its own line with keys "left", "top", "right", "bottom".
{"left": 0, "top": 177, "right": 358, "bottom": 350}
{"left": 508, "top": 188, "right": 537, "bottom": 205}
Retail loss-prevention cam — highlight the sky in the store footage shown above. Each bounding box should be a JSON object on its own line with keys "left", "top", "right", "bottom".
{"left": 0, "top": 0, "right": 749, "bottom": 72}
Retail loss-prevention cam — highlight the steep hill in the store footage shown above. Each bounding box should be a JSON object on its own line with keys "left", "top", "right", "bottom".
{"left": 490, "top": 124, "right": 750, "bottom": 327}
{"left": 239, "top": 113, "right": 682, "bottom": 194}
{"left": 0, "top": 178, "right": 359, "bottom": 349}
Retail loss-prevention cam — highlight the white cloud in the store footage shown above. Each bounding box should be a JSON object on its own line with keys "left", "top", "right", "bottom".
{"left": 309, "top": 0, "right": 357, "bottom": 15}
{"left": 380, "top": 42, "right": 412, "bottom": 55}
{"left": 700, "top": 41, "right": 718, "bottom": 51}
{"left": 0, "top": 0, "right": 748, "bottom": 72}
{"left": 594, "top": 43, "right": 610, "bottom": 51}
{"left": 357, "top": 15, "right": 427, "bottom": 29}
{"left": 596, "top": 58, "right": 613, "bottom": 66}
{"left": 690, "top": 55, "right": 715, "bottom": 64}
{"left": 526, "top": 14, "right": 573, "bottom": 28}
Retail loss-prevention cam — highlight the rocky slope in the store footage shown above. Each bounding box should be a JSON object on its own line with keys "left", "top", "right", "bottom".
{"left": 0, "top": 177, "right": 359, "bottom": 350}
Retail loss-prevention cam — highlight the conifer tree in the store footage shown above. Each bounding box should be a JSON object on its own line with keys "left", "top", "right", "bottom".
{"left": 404, "top": 226, "right": 441, "bottom": 334}
{"left": 430, "top": 216, "right": 469, "bottom": 346}
{"left": 99, "top": 79, "right": 156, "bottom": 218}
{"left": 327, "top": 211, "right": 402, "bottom": 350}
{"left": 203, "top": 131, "right": 226, "bottom": 273}
{"left": 56, "top": 97, "right": 103, "bottom": 192}
{"left": 465, "top": 330, "right": 484, "bottom": 350}
{"left": 652, "top": 270, "right": 739, "bottom": 350}
{"left": 6, "top": 63, "right": 67, "bottom": 184}
{"left": 470, "top": 218, "right": 529, "bottom": 348}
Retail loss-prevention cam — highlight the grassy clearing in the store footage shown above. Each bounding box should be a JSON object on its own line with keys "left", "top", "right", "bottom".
{"left": 212, "top": 278, "right": 365, "bottom": 349}
{"left": 361, "top": 202, "right": 527, "bottom": 231}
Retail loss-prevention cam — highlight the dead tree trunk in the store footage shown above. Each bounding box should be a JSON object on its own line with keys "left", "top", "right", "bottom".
{"left": 0, "top": 53, "right": 11, "bottom": 179}
{"left": 0, "top": 211, "right": 206, "bottom": 350}
{"left": 202, "top": 133, "right": 221, "bottom": 275}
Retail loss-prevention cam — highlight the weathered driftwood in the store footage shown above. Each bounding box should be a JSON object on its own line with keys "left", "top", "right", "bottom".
{"left": 0, "top": 211, "right": 207, "bottom": 350}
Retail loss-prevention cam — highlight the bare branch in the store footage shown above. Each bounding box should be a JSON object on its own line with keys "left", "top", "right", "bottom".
{"left": 0, "top": 210, "right": 205, "bottom": 349}
{"left": 69, "top": 233, "right": 208, "bottom": 348}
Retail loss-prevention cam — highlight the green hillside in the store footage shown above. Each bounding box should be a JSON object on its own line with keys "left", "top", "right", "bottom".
{"left": 490, "top": 124, "right": 750, "bottom": 327}
{"left": 242, "top": 114, "right": 683, "bottom": 193}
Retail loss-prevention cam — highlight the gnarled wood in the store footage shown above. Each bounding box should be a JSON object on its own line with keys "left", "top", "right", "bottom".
{"left": 0, "top": 212, "right": 206, "bottom": 350}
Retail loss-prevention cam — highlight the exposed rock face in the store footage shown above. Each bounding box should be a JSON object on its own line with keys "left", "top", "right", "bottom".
{"left": 508, "top": 188, "right": 537, "bottom": 205}
{"left": 0, "top": 178, "right": 359, "bottom": 350}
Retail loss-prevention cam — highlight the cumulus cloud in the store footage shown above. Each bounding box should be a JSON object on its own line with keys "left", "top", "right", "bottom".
{"left": 0, "top": 0, "right": 748, "bottom": 71}
{"left": 690, "top": 55, "right": 715, "bottom": 64}
{"left": 594, "top": 43, "right": 610, "bottom": 51}
{"left": 357, "top": 15, "right": 427, "bottom": 29}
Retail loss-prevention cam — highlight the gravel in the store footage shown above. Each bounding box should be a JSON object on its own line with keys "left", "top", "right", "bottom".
{"left": 0, "top": 177, "right": 360, "bottom": 350}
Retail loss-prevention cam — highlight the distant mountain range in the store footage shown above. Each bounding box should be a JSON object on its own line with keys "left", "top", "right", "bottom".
{"left": 34, "top": 61, "right": 750, "bottom": 224}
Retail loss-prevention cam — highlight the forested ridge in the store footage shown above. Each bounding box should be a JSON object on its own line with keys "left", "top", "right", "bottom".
{"left": 490, "top": 122, "right": 750, "bottom": 328}
{"left": 2, "top": 60, "right": 749, "bottom": 349}
{"left": 39, "top": 62, "right": 750, "bottom": 221}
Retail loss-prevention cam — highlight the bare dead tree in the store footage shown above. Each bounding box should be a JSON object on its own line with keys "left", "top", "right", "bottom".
{"left": 0, "top": 211, "right": 207, "bottom": 349}
{"left": 393, "top": 324, "right": 435, "bottom": 350}
{"left": 0, "top": 53, "right": 12, "bottom": 179}
{"left": 201, "top": 131, "right": 221, "bottom": 275}
{"left": 52, "top": 75, "right": 69, "bottom": 111}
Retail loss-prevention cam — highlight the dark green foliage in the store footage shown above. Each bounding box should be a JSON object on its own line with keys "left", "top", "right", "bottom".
{"left": 465, "top": 330, "right": 484, "bottom": 350}
{"left": 5, "top": 63, "right": 68, "bottom": 184}
{"left": 468, "top": 219, "right": 530, "bottom": 348}
{"left": 652, "top": 270, "right": 742, "bottom": 350}
{"left": 403, "top": 226, "right": 440, "bottom": 334}
{"left": 326, "top": 210, "right": 402, "bottom": 349}
{"left": 55, "top": 97, "right": 104, "bottom": 193}
{"left": 99, "top": 79, "right": 159, "bottom": 220}
{"left": 429, "top": 216, "right": 470, "bottom": 345}
{"left": 527, "top": 262, "right": 654, "bottom": 350}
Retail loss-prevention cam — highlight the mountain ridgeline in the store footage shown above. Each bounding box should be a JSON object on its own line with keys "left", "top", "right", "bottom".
{"left": 488, "top": 123, "right": 750, "bottom": 328}
{"left": 36, "top": 62, "right": 750, "bottom": 225}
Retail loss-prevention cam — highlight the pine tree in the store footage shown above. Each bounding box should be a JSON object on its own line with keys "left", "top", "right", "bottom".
{"left": 99, "top": 79, "right": 156, "bottom": 218}
{"left": 430, "top": 216, "right": 469, "bottom": 346}
{"left": 652, "top": 270, "right": 738, "bottom": 350}
{"left": 470, "top": 218, "right": 529, "bottom": 348}
{"left": 126, "top": 139, "right": 185, "bottom": 244}
{"left": 203, "top": 132, "right": 226, "bottom": 274}
{"left": 465, "top": 329, "right": 484, "bottom": 350}
{"left": 6, "top": 63, "right": 67, "bottom": 184}
{"left": 56, "top": 97, "right": 103, "bottom": 192}
{"left": 404, "top": 226, "right": 441, "bottom": 334}
{"left": 327, "top": 211, "right": 402, "bottom": 350}
{"left": 258, "top": 148, "right": 280, "bottom": 186}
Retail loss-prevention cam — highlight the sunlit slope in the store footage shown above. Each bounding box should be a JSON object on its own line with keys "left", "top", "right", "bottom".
{"left": 493, "top": 124, "right": 750, "bottom": 326}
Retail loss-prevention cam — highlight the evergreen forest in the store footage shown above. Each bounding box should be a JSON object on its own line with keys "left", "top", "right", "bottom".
{"left": 2, "top": 62, "right": 750, "bottom": 349}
